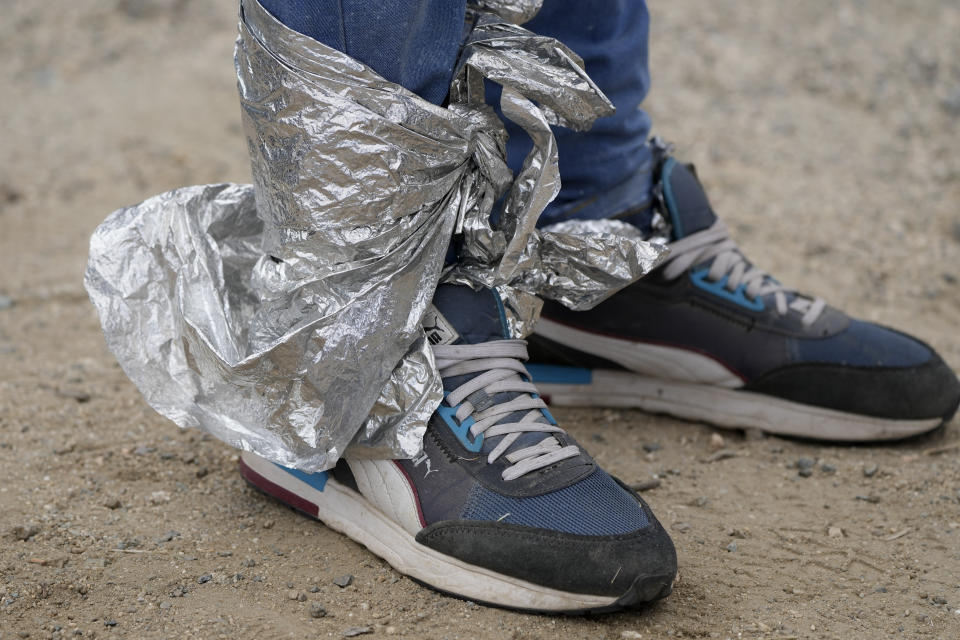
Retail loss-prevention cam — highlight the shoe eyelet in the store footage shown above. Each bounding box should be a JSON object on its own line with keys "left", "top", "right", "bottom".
{"left": 437, "top": 400, "right": 483, "bottom": 453}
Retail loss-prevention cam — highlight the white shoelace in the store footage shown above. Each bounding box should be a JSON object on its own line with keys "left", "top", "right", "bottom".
{"left": 662, "top": 220, "right": 826, "bottom": 326}
{"left": 432, "top": 340, "right": 580, "bottom": 481}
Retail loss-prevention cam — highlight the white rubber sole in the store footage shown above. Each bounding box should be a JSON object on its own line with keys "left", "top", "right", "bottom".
{"left": 533, "top": 369, "right": 941, "bottom": 441}
{"left": 238, "top": 451, "right": 625, "bottom": 612}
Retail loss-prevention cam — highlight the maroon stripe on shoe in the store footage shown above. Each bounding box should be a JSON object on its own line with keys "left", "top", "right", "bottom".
{"left": 239, "top": 458, "right": 319, "bottom": 518}
{"left": 392, "top": 461, "right": 427, "bottom": 528}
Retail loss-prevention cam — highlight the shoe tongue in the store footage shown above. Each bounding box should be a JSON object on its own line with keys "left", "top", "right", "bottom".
{"left": 660, "top": 158, "right": 717, "bottom": 240}
{"left": 426, "top": 284, "right": 508, "bottom": 346}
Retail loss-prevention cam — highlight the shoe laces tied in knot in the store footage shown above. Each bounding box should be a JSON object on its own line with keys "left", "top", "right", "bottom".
{"left": 662, "top": 221, "right": 826, "bottom": 326}
{"left": 432, "top": 340, "right": 580, "bottom": 481}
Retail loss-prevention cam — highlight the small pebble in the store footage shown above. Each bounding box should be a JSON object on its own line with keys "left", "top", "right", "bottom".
{"left": 11, "top": 524, "right": 40, "bottom": 541}
{"left": 308, "top": 585, "right": 320, "bottom": 593}
{"left": 155, "top": 530, "right": 179, "bottom": 543}
{"left": 103, "top": 621, "right": 117, "bottom": 628}
{"left": 933, "top": 596, "right": 948, "bottom": 605}
{"left": 863, "top": 464, "right": 878, "bottom": 477}
{"left": 796, "top": 457, "right": 815, "bottom": 470}
{"left": 709, "top": 433, "right": 726, "bottom": 450}
{"left": 642, "top": 442, "right": 662, "bottom": 453}
{"left": 0, "top": 294, "right": 14, "bottom": 310}
{"left": 705, "top": 449, "right": 737, "bottom": 463}
{"left": 820, "top": 463, "right": 837, "bottom": 474}
{"left": 726, "top": 542, "right": 738, "bottom": 552}
{"left": 309, "top": 603, "right": 327, "bottom": 618}
{"left": 56, "top": 388, "right": 91, "bottom": 403}
{"left": 828, "top": 526, "right": 843, "bottom": 538}
{"left": 629, "top": 478, "right": 661, "bottom": 492}
{"left": 798, "top": 468, "right": 813, "bottom": 478}
{"left": 743, "top": 427, "right": 765, "bottom": 441}
{"left": 621, "top": 632, "right": 643, "bottom": 640}
{"left": 333, "top": 574, "right": 354, "bottom": 588}
{"left": 855, "top": 494, "right": 881, "bottom": 504}
{"left": 342, "top": 627, "right": 373, "bottom": 638}
{"left": 691, "top": 496, "right": 709, "bottom": 508}
{"left": 159, "top": 601, "right": 172, "bottom": 610}
{"left": 672, "top": 522, "right": 692, "bottom": 533}
{"left": 197, "top": 574, "right": 212, "bottom": 584}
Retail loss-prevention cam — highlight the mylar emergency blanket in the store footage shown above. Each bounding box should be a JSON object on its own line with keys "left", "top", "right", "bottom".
{"left": 85, "top": 0, "right": 667, "bottom": 471}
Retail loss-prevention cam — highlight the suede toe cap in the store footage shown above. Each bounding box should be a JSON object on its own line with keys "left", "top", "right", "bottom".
{"left": 415, "top": 509, "right": 677, "bottom": 600}
{"left": 745, "top": 353, "right": 960, "bottom": 421}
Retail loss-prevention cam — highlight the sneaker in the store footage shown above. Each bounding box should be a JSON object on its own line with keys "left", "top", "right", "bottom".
{"left": 527, "top": 156, "right": 960, "bottom": 441}
{"left": 240, "top": 284, "right": 677, "bottom": 613}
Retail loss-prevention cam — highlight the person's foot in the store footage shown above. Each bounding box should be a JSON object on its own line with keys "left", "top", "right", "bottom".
{"left": 240, "top": 284, "right": 677, "bottom": 613}
{"left": 526, "top": 155, "right": 960, "bottom": 441}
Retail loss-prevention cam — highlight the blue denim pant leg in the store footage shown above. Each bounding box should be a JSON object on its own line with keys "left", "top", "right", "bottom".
{"left": 259, "top": 0, "right": 655, "bottom": 229}
{"left": 256, "top": 0, "right": 466, "bottom": 106}
{"left": 517, "top": 1, "right": 655, "bottom": 230}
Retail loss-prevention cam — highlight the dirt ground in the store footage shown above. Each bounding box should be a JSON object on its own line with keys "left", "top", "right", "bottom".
{"left": 2, "top": 1, "right": 960, "bottom": 638}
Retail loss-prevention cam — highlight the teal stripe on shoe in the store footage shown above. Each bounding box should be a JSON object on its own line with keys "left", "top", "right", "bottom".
{"left": 526, "top": 364, "right": 592, "bottom": 385}
{"left": 273, "top": 462, "right": 328, "bottom": 492}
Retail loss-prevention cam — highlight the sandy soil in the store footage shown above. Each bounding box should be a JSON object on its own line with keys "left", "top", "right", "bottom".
{"left": 2, "top": 1, "right": 960, "bottom": 638}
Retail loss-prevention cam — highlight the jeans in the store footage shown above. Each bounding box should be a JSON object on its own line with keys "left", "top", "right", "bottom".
{"left": 257, "top": 0, "right": 655, "bottom": 229}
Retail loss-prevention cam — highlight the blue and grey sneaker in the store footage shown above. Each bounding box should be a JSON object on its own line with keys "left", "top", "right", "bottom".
{"left": 528, "top": 156, "right": 960, "bottom": 441}
{"left": 240, "top": 284, "right": 677, "bottom": 613}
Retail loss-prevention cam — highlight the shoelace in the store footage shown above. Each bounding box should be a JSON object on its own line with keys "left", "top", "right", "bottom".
{"left": 662, "top": 220, "right": 826, "bottom": 326}
{"left": 432, "top": 340, "right": 580, "bottom": 481}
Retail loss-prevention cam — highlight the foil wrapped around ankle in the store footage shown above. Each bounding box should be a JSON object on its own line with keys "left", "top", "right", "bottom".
{"left": 84, "top": 0, "right": 667, "bottom": 471}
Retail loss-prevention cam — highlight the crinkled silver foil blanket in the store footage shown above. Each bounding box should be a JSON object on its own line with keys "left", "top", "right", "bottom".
{"left": 84, "top": 0, "right": 667, "bottom": 472}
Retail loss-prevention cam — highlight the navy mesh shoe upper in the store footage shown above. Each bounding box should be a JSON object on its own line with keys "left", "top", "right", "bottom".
{"left": 403, "top": 284, "right": 657, "bottom": 537}
{"left": 460, "top": 468, "right": 649, "bottom": 536}
{"left": 789, "top": 320, "right": 931, "bottom": 368}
